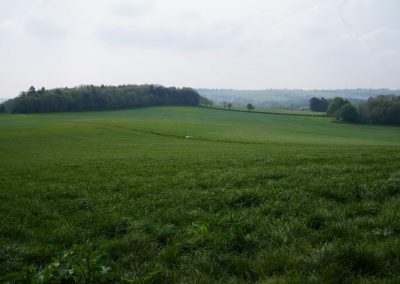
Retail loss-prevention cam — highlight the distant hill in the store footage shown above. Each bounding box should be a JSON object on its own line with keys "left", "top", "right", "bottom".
{"left": 197, "top": 88, "right": 400, "bottom": 109}
{"left": 1, "top": 85, "right": 201, "bottom": 113}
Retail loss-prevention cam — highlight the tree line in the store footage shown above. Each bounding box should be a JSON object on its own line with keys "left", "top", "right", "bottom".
{"left": 0, "top": 84, "right": 201, "bottom": 113}
{"left": 309, "top": 95, "right": 400, "bottom": 125}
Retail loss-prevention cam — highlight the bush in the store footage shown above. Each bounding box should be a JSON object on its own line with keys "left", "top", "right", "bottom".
{"left": 327, "top": 97, "right": 349, "bottom": 115}
{"left": 199, "top": 96, "right": 214, "bottom": 106}
{"left": 336, "top": 103, "right": 359, "bottom": 122}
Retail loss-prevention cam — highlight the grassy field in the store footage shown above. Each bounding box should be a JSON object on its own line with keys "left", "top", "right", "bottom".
{"left": 1, "top": 106, "right": 400, "bottom": 282}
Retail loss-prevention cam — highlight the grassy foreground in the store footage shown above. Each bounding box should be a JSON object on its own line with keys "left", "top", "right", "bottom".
{"left": 1, "top": 106, "right": 400, "bottom": 282}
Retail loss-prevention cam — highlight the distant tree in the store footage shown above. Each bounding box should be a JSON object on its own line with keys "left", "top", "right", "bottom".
{"left": 223, "top": 101, "right": 227, "bottom": 109}
{"left": 309, "top": 97, "right": 328, "bottom": 112}
{"left": 227, "top": 103, "right": 232, "bottom": 110}
{"left": 309, "top": 97, "right": 319, "bottom": 111}
{"left": 0, "top": 103, "right": 4, "bottom": 113}
{"left": 327, "top": 97, "right": 349, "bottom": 115}
{"left": 37, "top": 87, "right": 46, "bottom": 95}
{"left": 27, "top": 86, "right": 36, "bottom": 96}
{"left": 335, "top": 103, "right": 358, "bottom": 122}
{"left": 359, "top": 95, "right": 400, "bottom": 125}
{"left": 247, "top": 103, "right": 254, "bottom": 111}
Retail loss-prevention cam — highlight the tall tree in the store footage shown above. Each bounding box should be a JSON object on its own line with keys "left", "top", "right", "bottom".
{"left": 247, "top": 103, "right": 254, "bottom": 111}
{"left": 309, "top": 97, "right": 328, "bottom": 112}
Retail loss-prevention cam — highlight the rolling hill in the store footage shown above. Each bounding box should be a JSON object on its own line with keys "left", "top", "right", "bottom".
{"left": 1, "top": 107, "right": 400, "bottom": 282}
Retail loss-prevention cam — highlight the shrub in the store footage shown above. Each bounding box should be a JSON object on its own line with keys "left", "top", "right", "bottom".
{"left": 327, "top": 97, "right": 349, "bottom": 115}
{"left": 336, "top": 103, "right": 359, "bottom": 122}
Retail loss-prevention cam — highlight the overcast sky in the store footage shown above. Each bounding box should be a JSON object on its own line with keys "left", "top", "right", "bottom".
{"left": 1, "top": 0, "right": 399, "bottom": 98}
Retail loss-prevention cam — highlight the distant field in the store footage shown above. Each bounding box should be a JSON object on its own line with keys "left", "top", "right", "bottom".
{"left": 1, "top": 107, "right": 400, "bottom": 282}
{"left": 207, "top": 106, "right": 326, "bottom": 116}
{"left": 196, "top": 88, "right": 400, "bottom": 109}
{"left": 236, "top": 107, "right": 325, "bottom": 116}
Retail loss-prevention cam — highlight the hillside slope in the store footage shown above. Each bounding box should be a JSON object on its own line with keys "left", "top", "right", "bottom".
{"left": 1, "top": 107, "right": 400, "bottom": 282}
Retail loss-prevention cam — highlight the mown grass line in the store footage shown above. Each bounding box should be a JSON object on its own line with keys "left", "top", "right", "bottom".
{"left": 66, "top": 121, "right": 270, "bottom": 145}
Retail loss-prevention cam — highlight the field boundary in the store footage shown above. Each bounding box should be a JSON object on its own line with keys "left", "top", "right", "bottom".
{"left": 199, "top": 105, "right": 330, "bottom": 118}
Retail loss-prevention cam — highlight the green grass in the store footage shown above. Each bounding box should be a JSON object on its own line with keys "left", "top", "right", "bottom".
{"left": 1, "top": 106, "right": 400, "bottom": 282}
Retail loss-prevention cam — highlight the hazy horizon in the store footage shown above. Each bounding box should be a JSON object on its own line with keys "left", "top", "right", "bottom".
{"left": 1, "top": 0, "right": 400, "bottom": 98}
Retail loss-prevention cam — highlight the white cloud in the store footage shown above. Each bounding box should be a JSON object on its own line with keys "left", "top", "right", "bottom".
{"left": 0, "top": 0, "right": 400, "bottom": 98}
{"left": 112, "top": 0, "right": 154, "bottom": 18}
{"left": 359, "top": 27, "right": 400, "bottom": 43}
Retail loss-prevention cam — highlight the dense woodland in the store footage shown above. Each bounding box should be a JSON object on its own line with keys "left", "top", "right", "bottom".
{"left": 309, "top": 95, "right": 400, "bottom": 125}
{"left": 359, "top": 95, "right": 400, "bottom": 125}
{"left": 0, "top": 85, "right": 201, "bottom": 113}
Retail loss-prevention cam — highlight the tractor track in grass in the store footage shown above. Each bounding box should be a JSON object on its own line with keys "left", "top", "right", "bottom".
{"left": 67, "top": 121, "right": 266, "bottom": 145}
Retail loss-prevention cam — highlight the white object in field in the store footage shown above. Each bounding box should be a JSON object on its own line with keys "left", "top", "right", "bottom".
{"left": 186, "top": 135, "right": 193, "bottom": 139}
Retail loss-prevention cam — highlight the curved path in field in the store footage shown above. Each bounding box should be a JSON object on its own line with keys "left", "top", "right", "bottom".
{"left": 68, "top": 121, "right": 265, "bottom": 145}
